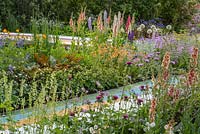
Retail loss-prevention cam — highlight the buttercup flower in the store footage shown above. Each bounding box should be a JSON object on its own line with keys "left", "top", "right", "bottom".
{"left": 16, "top": 29, "right": 20, "bottom": 33}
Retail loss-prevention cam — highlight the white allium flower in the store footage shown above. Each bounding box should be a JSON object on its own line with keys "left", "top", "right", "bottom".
{"left": 147, "top": 29, "right": 153, "bottom": 34}
{"left": 151, "top": 25, "right": 156, "bottom": 30}
{"left": 137, "top": 26, "right": 142, "bottom": 32}
{"left": 140, "top": 24, "right": 145, "bottom": 29}
{"left": 166, "top": 25, "right": 172, "bottom": 30}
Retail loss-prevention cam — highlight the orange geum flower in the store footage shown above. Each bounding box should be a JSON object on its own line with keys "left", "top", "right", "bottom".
{"left": 3, "top": 28, "right": 7, "bottom": 33}
{"left": 42, "top": 34, "right": 47, "bottom": 39}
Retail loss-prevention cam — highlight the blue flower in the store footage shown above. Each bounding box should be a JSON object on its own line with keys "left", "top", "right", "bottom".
{"left": 128, "top": 30, "right": 134, "bottom": 42}
{"left": 8, "top": 65, "right": 15, "bottom": 72}
{"left": 0, "top": 39, "right": 5, "bottom": 48}
{"left": 16, "top": 39, "right": 24, "bottom": 48}
{"left": 88, "top": 17, "right": 92, "bottom": 31}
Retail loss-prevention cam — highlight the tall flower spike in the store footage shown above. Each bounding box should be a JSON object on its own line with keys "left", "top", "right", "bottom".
{"left": 191, "top": 47, "right": 198, "bottom": 67}
{"left": 162, "top": 52, "right": 170, "bottom": 70}
{"left": 128, "top": 30, "right": 134, "bottom": 42}
{"left": 69, "top": 16, "right": 76, "bottom": 32}
{"left": 88, "top": 17, "right": 92, "bottom": 31}
{"left": 103, "top": 10, "right": 108, "bottom": 28}
{"left": 97, "top": 13, "right": 103, "bottom": 31}
{"left": 112, "top": 15, "right": 118, "bottom": 37}
{"left": 116, "top": 11, "right": 122, "bottom": 33}
{"left": 187, "top": 47, "right": 198, "bottom": 86}
{"left": 77, "top": 9, "right": 85, "bottom": 31}
{"left": 69, "top": 17, "right": 73, "bottom": 28}
{"left": 126, "top": 15, "right": 131, "bottom": 33}
{"left": 149, "top": 98, "right": 157, "bottom": 122}
{"left": 131, "top": 14, "right": 135, "bottom": 25}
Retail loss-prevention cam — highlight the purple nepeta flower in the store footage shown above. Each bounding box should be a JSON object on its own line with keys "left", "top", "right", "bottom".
{"left": 144, "top": 59, "right": 150, "bottom": 63}
{"left": 0, "top": 39, "right": 5, "bottom": 48}
{"left": 147, "top": 53, "right": 154, "bottom": 58}
{"left": 177, "top": 46, "right": 184, "bottom": 54}
{"left": 155, "top": 36, "right": 163, "bottom": 49}
{"left": 155, "top": 51, "right": 160, "bottom": 55}
{"left": 133, "top": 58, "right": 140, "bottom": 63}
{"left": 157, "top": 23, "right": 165, "bottom": 28}
{"left": 154, "top": 57, "right": 160, "bottom": 61}
{"left": 171, "top": 61, "right": 176, "bottom": 65}
{"left": 137, "top": 63, "right": 144, "bottom": 67}
{"left": 99, "top": 91, "right": 105, "bottom": 97}
{"left": 88, "top": 17, "right": 92, "bottom": 31}
{"left": 16, "top": 39, "right": 24, "bottom": 48}
{"left": 128, "top": 30, "right": 134, "bottom": 42}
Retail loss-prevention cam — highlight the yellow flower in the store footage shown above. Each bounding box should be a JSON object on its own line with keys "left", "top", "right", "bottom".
{"left": 3, "top": 28, "right": 7, "bottom": 33}
{"left": 42, "top": 34, "right": 47, "bottom": 39}
{"left": 16, "top": 29, "right": 20, "bottom": 33}
{"left": 36, "top": 34, "right": 40, "bottom": 39}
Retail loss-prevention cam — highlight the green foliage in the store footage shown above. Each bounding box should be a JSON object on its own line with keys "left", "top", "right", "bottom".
{"left": 0, "top": 0, "right": 198, "bottom": 32}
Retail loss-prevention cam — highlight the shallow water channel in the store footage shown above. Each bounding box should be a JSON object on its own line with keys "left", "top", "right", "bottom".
{"left": 0, "top": 80, "right": 152, "bottom": 124}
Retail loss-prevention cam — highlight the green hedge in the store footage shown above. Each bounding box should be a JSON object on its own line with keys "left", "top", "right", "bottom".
{"left": 0, "top": 0, "right": 198, "bottom": 32}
